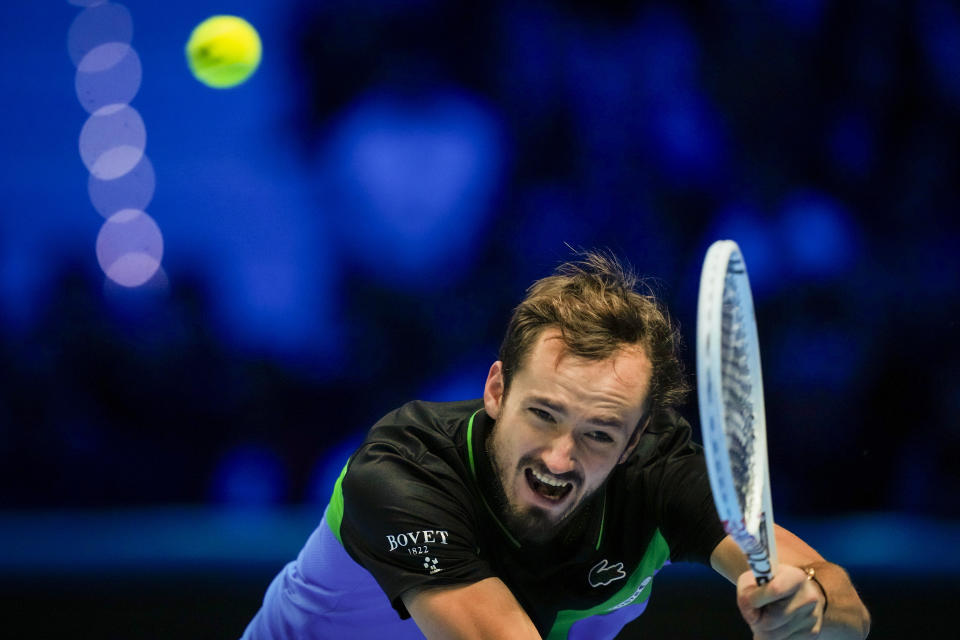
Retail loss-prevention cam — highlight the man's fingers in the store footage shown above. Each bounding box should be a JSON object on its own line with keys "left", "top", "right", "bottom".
{"left": 739, "top": 566, "right": 810, "bottom": 609}
{"left": 736, "top": 572, "right": 762, "bottom": 624}
{"left": 753, "top": 599, "right": 817, "bottom": 633}
{"left": 737, "top": 567, "right": 825, "bottom": 640}
{"left": 746, "top": 575, "right": 804, "bottom": 609}
{"left": 753, "top": 615, "right": 820, "bottom": 640}
{"left": 737, "top": 571, "right": 790, "bottom": 617}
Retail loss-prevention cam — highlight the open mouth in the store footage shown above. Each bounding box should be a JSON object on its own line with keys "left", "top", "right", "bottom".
{"left": 525, "top": 468, "right": 574, "bottom": 502}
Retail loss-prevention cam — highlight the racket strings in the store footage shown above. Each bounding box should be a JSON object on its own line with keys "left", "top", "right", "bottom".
{"left": 720, "top": 273, "right": 758, "bottom": 524}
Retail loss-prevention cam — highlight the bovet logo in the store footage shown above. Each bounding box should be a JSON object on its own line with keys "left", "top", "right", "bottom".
{"left": 385, "top": 529, "right": 450, "bottom": 551}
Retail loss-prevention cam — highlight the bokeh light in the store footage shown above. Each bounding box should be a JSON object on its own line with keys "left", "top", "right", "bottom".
{"left": 67, "top": 2, "right": 133, "bottom": 67}
{"left": 75, "top": 42, "right": 142, "bottom": 114}
{"left": 645, "top": 93, "right": 725, "bottom": 186}
{"left": 79, "top": 103, "right": 146, "bottom": 180}
{"left": 320, "top": 91, "right": 503, "bottom": 286}
{"left": 88, "top": 153, "right": 155, "bottom": 218}
{"left": 778, "top": 191, "right": 859, "bottom": 280}
{"left": 95, "top": 209, "right": 163, "bottom": 287}
{"left": 68, "top": 0, "right": 162, "bottom": 292}
{"left": 634, "top": 8, "right": 724, "bottom": 185}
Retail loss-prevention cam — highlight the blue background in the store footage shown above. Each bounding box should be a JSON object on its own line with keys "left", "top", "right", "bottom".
{"left": 1, "top": 1, "right": 958, "bottom": 637}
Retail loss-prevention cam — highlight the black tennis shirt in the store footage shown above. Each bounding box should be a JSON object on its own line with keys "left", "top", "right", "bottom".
{"left": 329, "top": 399, "right": 726, "bottom": 639}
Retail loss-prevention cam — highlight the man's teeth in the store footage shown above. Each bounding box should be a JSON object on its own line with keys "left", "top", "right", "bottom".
{"left": 531, "top": 468, "right": 570, "bottom": 489}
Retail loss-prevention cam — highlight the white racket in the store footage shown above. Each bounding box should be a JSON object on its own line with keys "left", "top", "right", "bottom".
{"left": 696, "top": 239, "right": 777, "bottom": 585}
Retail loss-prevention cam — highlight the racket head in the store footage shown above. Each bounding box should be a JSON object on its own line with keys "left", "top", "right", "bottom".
{"left": 696, "top": 240, "right": 777, "bottom": 583}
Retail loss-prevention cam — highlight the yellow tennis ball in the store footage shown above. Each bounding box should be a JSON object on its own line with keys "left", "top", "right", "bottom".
{"left": 186, "top": 15, "right": 262, "bottom": 89}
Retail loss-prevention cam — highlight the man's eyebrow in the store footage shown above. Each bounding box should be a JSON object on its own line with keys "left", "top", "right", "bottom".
{"left": 528, "top": 396, "right": 627, "bottom": 431}
{"left": 588, "top": 415, "right": 627, "bottom": 430}
{"left": 529, "top": 395, "right": 567, "bottom": 415}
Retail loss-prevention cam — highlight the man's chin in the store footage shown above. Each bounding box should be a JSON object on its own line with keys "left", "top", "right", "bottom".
{"left": 510, "top": 516, "right": 557, "bottom": 544}
{"left": 505, "top": 502, "right": 573, "bottom": 544}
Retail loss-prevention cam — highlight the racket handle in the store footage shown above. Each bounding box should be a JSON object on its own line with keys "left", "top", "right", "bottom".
{"left": 747, "top": 546, "right": 775, "bottom": 584}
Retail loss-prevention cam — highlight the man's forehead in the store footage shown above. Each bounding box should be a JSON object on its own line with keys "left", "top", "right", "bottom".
{"left": 519, "top": 329, "right": 652, "bottom": 399}
{"left": 531, "top": 329, "right": 650, "bottom": 370}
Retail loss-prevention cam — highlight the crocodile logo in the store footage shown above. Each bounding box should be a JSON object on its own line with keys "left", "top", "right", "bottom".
{"left": 588, "top": 558, "right": 626, "bottom": 587}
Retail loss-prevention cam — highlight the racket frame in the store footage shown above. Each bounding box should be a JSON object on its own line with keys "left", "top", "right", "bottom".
{"left": 696, "top": 239, "right": 778, "bottom": 584}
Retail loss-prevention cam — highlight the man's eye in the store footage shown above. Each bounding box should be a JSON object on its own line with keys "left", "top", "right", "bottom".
{"left": 530, "top": 408, "right": 554, "bottom": 422}
{"left": 586, "top": 431, "right": 614, "bottom": 443}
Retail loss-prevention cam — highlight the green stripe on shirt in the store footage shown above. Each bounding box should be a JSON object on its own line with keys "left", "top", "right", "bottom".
{"left": 325, "top": 460, "right": 351, "bottom": 544}
{"left": 546, "top": 529, "right": 671, "bottom": 640}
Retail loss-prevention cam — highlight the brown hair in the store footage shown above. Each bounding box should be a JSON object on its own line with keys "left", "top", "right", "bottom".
{"left": 498, "top": 250, "right": 689, "bottom": 421}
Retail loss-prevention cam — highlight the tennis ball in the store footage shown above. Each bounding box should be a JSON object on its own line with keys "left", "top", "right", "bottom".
{"left": 186, "top": 15, "right": 262, "bottom": 89}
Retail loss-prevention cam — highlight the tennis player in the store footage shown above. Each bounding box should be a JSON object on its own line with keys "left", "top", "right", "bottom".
{"left": 241, "top": 252, "right": 870, "bottom": 640}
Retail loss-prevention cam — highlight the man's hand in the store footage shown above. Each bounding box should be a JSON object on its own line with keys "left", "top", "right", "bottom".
{"left": 712, "top": 528, "right": 869, "bottom": 639}
{"left": 736, "top": 565, "right": 825, "bottom": 640}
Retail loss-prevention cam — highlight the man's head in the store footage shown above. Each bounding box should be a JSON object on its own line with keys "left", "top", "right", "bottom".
{"left": 482, "top": 251, "right": 689, "bottom": 542}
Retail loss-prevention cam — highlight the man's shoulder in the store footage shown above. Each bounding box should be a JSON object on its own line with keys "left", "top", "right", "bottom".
{"left": 363, "top": 398, "right": 483, "bottom": 454}
{"left": 338, "top": 400, "right": 485, "bottom": 547}
{"left": 626, "top": 408, "right": 699, "bottom": 467}
{"left": 344, "top": 398, "right": 483, "bottom": 492}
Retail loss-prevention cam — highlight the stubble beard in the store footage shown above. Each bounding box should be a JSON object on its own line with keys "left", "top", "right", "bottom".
{"left": 486, "top": 433, "right": 592, "bottom": 545}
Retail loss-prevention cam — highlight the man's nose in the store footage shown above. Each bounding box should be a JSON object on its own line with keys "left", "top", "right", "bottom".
{"left": 541, "top": 433, "right": 576, "bottom": 475}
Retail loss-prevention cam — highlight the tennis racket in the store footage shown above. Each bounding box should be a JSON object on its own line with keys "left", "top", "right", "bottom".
{"left": 696, "top": 239, "right": 777, "bottom": 585}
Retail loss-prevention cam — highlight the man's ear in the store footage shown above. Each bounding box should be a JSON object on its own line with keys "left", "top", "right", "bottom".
{"left": 618, "top": 414, "right": 651, "bottom": 464}
{"left": 484, "top": 361, "right": 504, "bottom": 420}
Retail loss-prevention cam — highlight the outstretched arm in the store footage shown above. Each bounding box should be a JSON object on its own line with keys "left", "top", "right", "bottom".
{"left": 711, "top": 525, "right": 871, "bottom": 639}
{"left": 403, "top": 577, "right": 543, "bottom": 640}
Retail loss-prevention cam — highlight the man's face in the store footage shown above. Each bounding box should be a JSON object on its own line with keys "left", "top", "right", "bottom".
{"left": 483, "top": 328, "right": 652, "bottom": 543}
